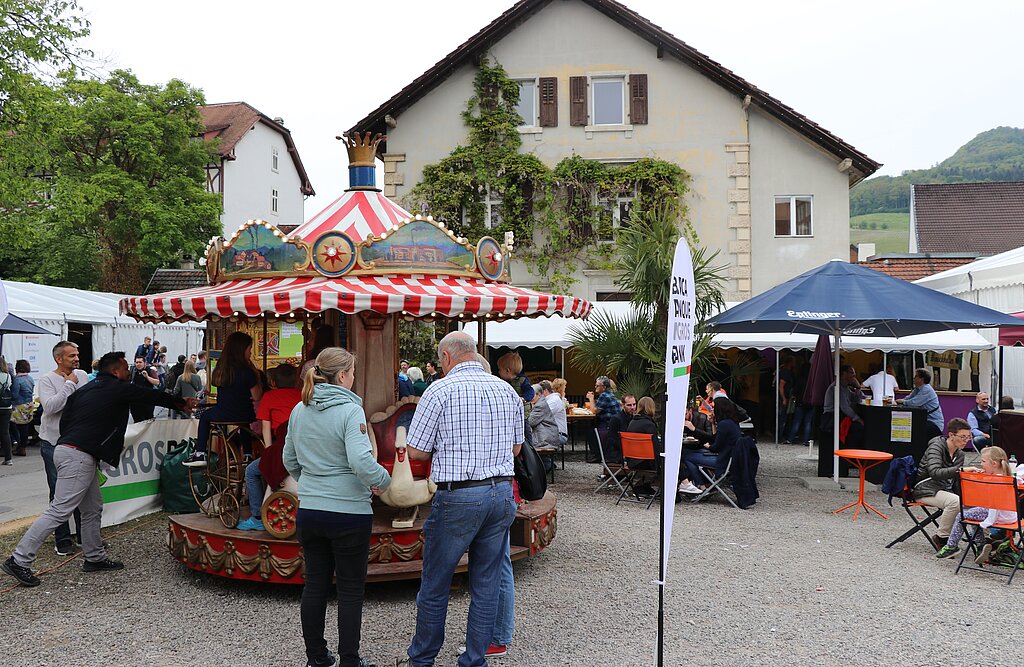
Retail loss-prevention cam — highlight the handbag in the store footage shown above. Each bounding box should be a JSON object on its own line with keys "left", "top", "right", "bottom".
{"left": 513, "top": 440, "right": 548, "bottom": 501}
{"left": 12, "top": 401, "right": 39, "bottom": 425}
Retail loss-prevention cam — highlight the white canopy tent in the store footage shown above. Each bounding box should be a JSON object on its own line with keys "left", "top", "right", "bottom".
{"left": 466, "top": 302, "right": 994, "bottom": 353}
{"left": 0, "top": 280, "right": 205, "bottom": 379}
{"left": 917, "top": 245, "right": 1024, "bottom": 400}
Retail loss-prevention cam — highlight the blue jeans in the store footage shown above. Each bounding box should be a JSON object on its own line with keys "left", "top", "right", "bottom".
{"left": 683, "top": 450, "right": 722, "bottom": 485}
{"left": 492, "top": 538, "right": 514, "bottom": 646}
{"left": 245, "top": 459, "right": 264, "bottom": 518}
{"left": 406, "top": 481, "right": 517, "bottom": 667}
{"left": 786, "top": 404, "right": 813, "bottom": 444}
{"left": 39, "top": 440, "right": 80, "bottom": 549}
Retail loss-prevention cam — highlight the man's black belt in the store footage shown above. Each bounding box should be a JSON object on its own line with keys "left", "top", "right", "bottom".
{"left": 439, "top": 476, "right": 513, "bottom": 491}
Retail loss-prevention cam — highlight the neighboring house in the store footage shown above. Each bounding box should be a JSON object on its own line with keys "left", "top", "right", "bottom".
{"left": 200, "top": 102, "right": 314, "bottom": 234}
{"left": 910, "top": 181, "right": 1024, "bottom": 254}
{"left": 348, "top": 0, "right": 880, "bottom": 300}
{"left": 859, "top": 253, "right": 977, "bottom": 282}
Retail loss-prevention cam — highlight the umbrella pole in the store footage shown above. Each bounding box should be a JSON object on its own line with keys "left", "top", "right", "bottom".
{"left": 998, "top": 346, "right": 1004, "bottom": 404}
{"left": 833, "top": 330, "right": 841, "bottom": 484}
{"left": 775, "top": 350, "right": 780, "bottom": 448}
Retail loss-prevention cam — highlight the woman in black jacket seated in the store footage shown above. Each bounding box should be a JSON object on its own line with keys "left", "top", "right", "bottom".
{"left": 683, "top": 397, "right": 741, "bottom": 490}
{"left": 625, "top": 397, "right": 662, "bottom": 495}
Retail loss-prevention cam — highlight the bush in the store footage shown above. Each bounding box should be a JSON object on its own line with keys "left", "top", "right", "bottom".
{"left": 868, "top": 222, "right": 878, "bottom": 230}
{"left": 880, "top": 223, "right": 889, "bottom": 230}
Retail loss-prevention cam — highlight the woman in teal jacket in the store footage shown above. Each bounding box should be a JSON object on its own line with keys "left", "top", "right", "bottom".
{"left": 283, "top": 347, "right": 391, "bottom": 667}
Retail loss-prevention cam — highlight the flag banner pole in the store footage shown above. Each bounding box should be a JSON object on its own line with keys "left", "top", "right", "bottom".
{"left": 659, "top": 239, "right": 696, "bottom": 665}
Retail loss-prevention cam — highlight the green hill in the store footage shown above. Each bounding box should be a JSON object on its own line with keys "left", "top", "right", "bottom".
{"left": 850, "top": 126, "right": 1024, "bottom": 216}
{"left": 850, "top": 212, "right": 909, "bottom": 254}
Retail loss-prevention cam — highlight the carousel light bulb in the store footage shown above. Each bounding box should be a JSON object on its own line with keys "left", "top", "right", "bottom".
{"left": 415, "top": 213, "right": 422, "bottom": 220}
{"left": 199, "top": 257, "right": 207, "bottom": 266}
{"left": 427, "top": 215, "right": 434, "bottom": 222}
{"left": 438, "top": 222, "right": 446, "bottom": 229}
{"left": 494, "top": 252, "right": 502, "bottom": 261}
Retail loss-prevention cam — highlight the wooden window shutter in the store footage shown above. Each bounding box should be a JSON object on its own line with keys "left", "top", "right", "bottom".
{"left": 629, "top": 73, "right": 648, "bottom": 124}
{"left": 539, "top": 77, "right": 558, "bottom": 127}
{"left": 569, "top": 76, "right": 588, "bottom": 126}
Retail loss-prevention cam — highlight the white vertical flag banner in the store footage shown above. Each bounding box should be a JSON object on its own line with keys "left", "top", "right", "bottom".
{"left": 0, "top": 278, "right": 8, "bottom": 326}
{"left": 662, "top": 239, "right": 695, "bottom": 577}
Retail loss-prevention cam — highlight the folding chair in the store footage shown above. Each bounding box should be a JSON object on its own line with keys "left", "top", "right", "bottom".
{"left": 615, "top": 432, "right": 660, "bottom": 509}
{"left": 691, "top": 455, "right": 740, "bottom": 509}
{"left": 885, "top": 478, "right": 942, "bottom": 552}
{"left": 593, "top": 428, "right": 627, "bottom": 495}
{"left": 954, "top": 471, "right": 1024, "bottom": 584}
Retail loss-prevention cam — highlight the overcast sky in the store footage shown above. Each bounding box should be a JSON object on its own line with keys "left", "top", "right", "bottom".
{"left": 80, "top": 0, "right": 1024, "bottom": 210}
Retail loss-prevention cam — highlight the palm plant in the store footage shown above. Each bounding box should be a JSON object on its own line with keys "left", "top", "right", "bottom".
{"left": 568, "top": 201, "right": 727, "bottom": 401}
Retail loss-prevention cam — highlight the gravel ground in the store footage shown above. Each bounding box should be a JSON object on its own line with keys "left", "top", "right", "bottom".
{"left": 0, "top": 444, "right": 1017, "bottom": 666}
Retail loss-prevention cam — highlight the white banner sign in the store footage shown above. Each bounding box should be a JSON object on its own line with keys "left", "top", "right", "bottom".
{"left": 663, "top": 239, "right": 696, "bottom": 579}
{"left": 100, "top": 418, "right": 197, "bottom": 527}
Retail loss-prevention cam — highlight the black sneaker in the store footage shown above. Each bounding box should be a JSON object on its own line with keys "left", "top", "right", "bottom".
{"left": 54, "top": 543, "right": 80, "bottom": 557}
{"left": 306, "top": 654, "right": 336, "bottom": 667}
{"left": 182, "top": 452, "right": 207, "bottom": 467}
{"left": 82, "top": 557, "right": 124, "bottom": 572}
{"left": 2, "top": 556, "right": 41, "bottom": 587}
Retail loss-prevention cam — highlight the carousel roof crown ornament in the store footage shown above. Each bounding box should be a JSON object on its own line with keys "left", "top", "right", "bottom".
{"left": 338, "top": 131, "right": 385, "bottom": 191}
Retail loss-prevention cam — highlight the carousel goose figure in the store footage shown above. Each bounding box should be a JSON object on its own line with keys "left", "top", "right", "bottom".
{"left": 380, "top": 425, "right": 437, "bottom": 508}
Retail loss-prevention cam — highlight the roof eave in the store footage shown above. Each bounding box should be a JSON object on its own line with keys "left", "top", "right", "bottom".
{"left": 347, "top": 0, "right": 881, "bottom": 177}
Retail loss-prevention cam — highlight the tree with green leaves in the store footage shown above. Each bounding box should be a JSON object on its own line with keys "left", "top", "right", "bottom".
{"left": 0, "top": 70, "right": 222, "bottom": 292}
{"left": 1, "top": 0, "right": 90, "bottom": 99}
{"left": 568, "top": 202, "right": 727, "bottom": 401}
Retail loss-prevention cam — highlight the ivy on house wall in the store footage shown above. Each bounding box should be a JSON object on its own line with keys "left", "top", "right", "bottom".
{"left": 405, "top": 58, "right": 693, "bottom": 294}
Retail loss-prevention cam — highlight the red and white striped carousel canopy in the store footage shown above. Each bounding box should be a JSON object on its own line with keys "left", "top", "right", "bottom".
{"left": 121, "top": 275, "right": 591, "bottom": 323}
{"left": 289, "top": 189, "right": 410, "bottom": 243}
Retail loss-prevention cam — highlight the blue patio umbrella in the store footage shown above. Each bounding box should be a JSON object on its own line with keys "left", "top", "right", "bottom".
{"left": 0, "top": 314, "right": 58, "bottom": 356}
{"left": 706, "top": 260, "right": 1022, "bottom": 481}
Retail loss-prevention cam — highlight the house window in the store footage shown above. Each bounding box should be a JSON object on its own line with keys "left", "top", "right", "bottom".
{"left": 596, "top": 192, "right": 634, "bottom": 242}
{"left": 271, "top": 189, "right": 279, "bottom": 215}
{"left": 271, "top": 146, "right": 279, "bottom": 172}
{"left": 592, "top": 76, "right": 625, "bottom": 125}
{"left": 462, "top": 186, "right": 502, "bottom": 229}
{"left": 515, "top": 79, "right": 537, "bottom": 127}
{"left": 775, "top": 196, "right": 813, "bottom": 236}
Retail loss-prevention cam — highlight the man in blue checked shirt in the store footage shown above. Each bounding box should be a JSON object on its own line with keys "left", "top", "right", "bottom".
{"left": 397, "top": 331, "right": 522, "bottom": 667}
{"left": 585, "top": 375, "right": 621, "bottom": 463}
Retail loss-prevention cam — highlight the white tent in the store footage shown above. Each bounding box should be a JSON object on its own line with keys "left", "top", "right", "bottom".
{"left": 916, "top": 245, "right": 1024, "bottom": 400}
{"left": 466, "top": 302, "right": 993, "bottom": 353}
{"left": 0, "top": 280, "right": 205, "bottom": 379}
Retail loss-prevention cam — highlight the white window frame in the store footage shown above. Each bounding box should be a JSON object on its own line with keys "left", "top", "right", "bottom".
{"left": 774, "top": 195, "right": 814, "bottom": 237}
{"left": 513, "top": 77, "right": 540, "bottom": 132}
{"left": 271, "top": 146, "right": 279, "bottom": 173}
{"left": 595, "top": 188, "right": 635, "bottom": 243}
{"left": 461, "top": 185, "right": 502, "bottom": 230}
{"left": 585, "top": 71, "right": 632, "bottom": 133}
{"left": 271, "top": 188, "right": 279, "bottom": 215}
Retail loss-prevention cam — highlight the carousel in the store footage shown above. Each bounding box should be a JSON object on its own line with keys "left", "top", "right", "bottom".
{"left": 119, "top": 132, "right": 590, "bottom": 584}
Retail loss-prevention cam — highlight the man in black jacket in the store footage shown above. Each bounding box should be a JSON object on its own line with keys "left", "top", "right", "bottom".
{"left": 2, "top": 352, "right": 194, "bottom": 588}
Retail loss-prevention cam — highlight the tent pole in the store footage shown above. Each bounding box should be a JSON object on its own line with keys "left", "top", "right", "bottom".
{"left": 998, "top": 346, "right": 1004, "bottom": 404}
{"left": 833, "top": 329, "right": 841, "bottom": 484}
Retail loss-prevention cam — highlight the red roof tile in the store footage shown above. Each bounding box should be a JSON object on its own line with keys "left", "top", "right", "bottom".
{"left": 858, "top": 256, "right": 977, "bottom": 282}
{"left": 913, "top": 182, "right": 1024, "bottom": 254}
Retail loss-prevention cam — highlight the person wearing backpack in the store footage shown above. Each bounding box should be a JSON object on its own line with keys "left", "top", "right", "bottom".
{"left": 0, "top": 357, "right": 14, "bottom": 465}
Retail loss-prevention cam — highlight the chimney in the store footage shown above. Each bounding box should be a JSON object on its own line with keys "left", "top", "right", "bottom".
{"left": 180, "top": 255, "right": 195, "bottom": 270}
{"left": 857, "top": 243, "right": 876, "bottom": 262}
{"left": 338, "top": 131, "right": 385, "bottom": 191}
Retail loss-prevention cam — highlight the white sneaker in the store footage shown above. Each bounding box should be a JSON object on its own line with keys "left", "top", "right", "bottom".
{"left": 677, "top": 481, "right": 702, "bottom": 495}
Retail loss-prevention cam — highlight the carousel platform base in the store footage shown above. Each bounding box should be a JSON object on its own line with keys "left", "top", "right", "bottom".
{"left": 168, "top": 491, "right": 557, "bottom": 584}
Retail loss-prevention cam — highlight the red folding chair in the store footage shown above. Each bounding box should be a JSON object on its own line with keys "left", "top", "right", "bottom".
{"left": 616, "top": 432, "right": 660, "bottom": 509}
{"left": 954, "top": 472, "right": 1024, "bottom": 584}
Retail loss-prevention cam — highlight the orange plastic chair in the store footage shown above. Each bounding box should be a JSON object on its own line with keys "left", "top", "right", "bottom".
{"left": 955, "top": 472, "right": 1024, "bottom": 584}
{"left": 617, "top": 432, "right": 660, "bottom": 509}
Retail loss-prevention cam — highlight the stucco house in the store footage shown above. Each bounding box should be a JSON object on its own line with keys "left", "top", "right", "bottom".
{"left": 200, "top": 102, "right": 314, "bottom": 234}
{"left": 348, "top": 0, "right": 880, "bottom": 301}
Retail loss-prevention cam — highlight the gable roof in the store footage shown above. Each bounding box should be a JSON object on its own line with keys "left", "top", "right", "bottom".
{"left": 912, "top": 181, "right": 1024, "bottom": 254}
{"left": 200, "top": 102, "right": 315, "bottom": 196}
{"left": 348, "top": 0, "right": 880, "bottom": 182}
{"left": 858, "top": 254, "right": 978, "bottom": 282}
{"left": 144, "top": 268, "right": 206, "bottom": 295}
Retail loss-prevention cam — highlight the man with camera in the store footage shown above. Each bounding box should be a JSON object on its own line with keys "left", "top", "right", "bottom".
{"left": 129, "top": 355, "right": 160, "bottom": 422}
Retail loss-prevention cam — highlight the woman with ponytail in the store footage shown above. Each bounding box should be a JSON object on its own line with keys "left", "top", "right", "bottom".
{"left": 184, "top": 332, "right": 262, "bottom": 467}
{"left": 283, "top": 347, "right": 391, "bottom": 667}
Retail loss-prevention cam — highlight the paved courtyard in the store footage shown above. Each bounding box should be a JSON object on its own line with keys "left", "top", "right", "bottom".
{"left": 0, "top": 443, "right": 1015, "bottom": 666}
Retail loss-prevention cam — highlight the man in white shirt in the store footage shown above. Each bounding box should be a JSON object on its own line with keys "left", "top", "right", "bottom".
{"left": 36, "top": 341, "right": 91, "bottom": 556}
{"left": 862, "top": 364, "right": 899, "bottom": 406}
